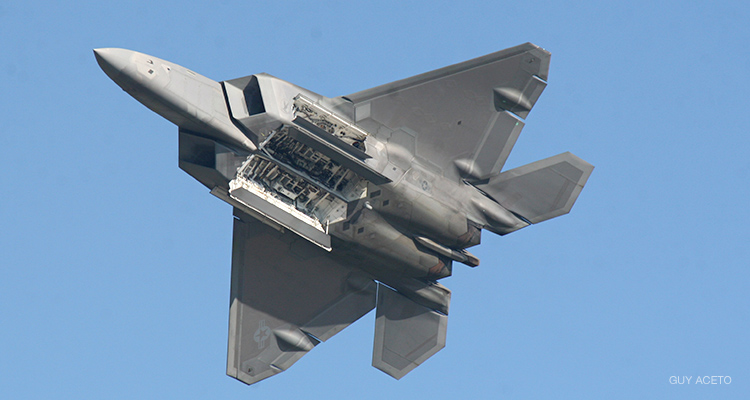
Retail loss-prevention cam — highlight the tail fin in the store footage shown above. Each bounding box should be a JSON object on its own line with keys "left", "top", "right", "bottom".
{"left": 476, "top": 152, "right": 593, "bottom": 225}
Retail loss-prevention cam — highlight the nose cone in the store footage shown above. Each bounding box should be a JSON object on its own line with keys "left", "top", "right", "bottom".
{"left": 94, "top": 48, "right": 134, "bottom": 81}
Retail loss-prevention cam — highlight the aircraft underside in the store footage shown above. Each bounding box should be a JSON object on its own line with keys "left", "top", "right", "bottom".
{"left": 95, "top": 42, "right": 593, "bottom": 384}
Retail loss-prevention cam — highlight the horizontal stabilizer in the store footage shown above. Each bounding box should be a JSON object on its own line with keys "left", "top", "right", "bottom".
{"left": 476, "top": 152, "right": 593, "bottom": 224}
{"left": 372, "top": 283, "right": 448, "bottom": 379}
{"left": 227, "top": 210, "right": 376, "bottom": 385}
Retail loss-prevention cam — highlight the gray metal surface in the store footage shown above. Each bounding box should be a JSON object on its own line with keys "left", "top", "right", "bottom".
{"left": 345, "top": 42, "right": 549, "bottom": 181}
{"left": 95, "top": 43, "right": 593, "bottom": 385}
{"left": 93, "top": 48, "right": 256, "bottom": 153}
{"left": 372, "top": 283, "right": 448, "bottom": 379}
{"left": 475, "top": 152, "right": 594, "bottom": 224}
{"left": 230, "top": 185, "right": 332, "bottom": 249}
{"left": 228, "top": 210, "right": 375, "bottom": 385}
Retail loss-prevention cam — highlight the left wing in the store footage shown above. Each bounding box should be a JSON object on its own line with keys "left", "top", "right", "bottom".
{"left": 227, "top": 209, "right": 376, "bottom": 385}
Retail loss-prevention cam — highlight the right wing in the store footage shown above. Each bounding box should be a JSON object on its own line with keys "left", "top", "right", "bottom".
{"left": 344, "top": 43, "right": 550, "bottom": 181}
{"left": 227, "top": 209, "right": 376, "bottom": 385}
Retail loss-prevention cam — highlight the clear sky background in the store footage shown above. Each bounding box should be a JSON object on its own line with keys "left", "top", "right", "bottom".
{"left": 1, "top": 1, "right": 748, "bottom": 399}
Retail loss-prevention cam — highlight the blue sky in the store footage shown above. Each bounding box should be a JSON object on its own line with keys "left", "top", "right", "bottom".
{"left": 1, "top": 1, "right": 748, "bottom": 399}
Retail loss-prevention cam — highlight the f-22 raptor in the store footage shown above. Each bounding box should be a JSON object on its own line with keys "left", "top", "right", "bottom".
{"left": 95, "top": 43, "right": 593, "bottom": 384}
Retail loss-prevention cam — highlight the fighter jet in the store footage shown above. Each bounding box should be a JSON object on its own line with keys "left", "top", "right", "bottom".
{"left": 95, "top": 43, "right": 593, "bottom": 384}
